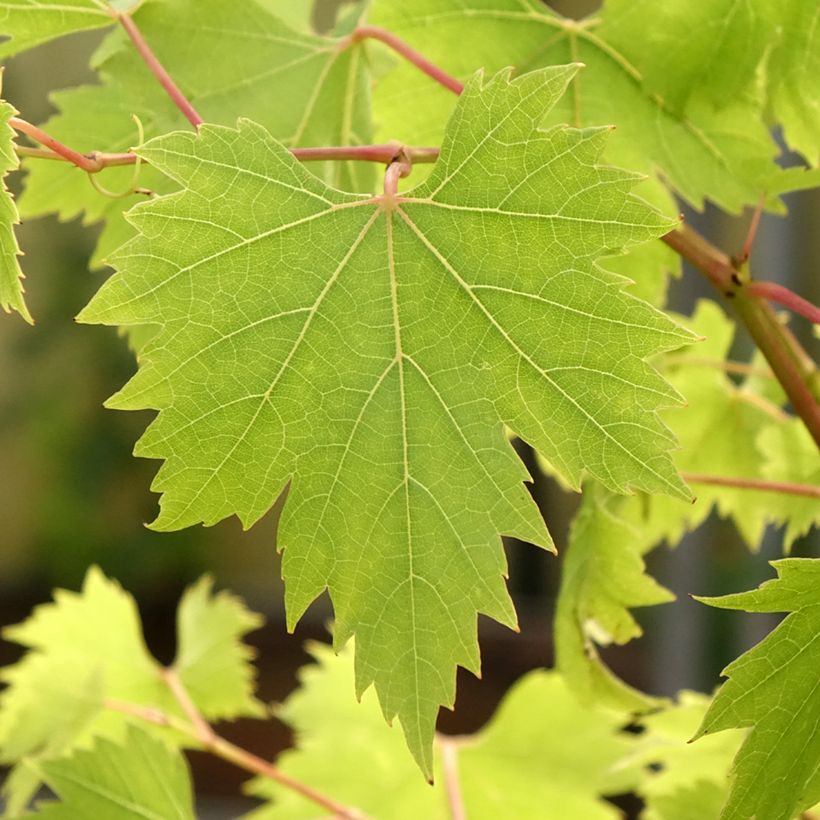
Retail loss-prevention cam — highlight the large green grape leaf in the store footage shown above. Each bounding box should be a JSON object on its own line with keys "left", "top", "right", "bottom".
{"left": 0, "top": 80, "right": 29, "bottom": 322}
{"left": 247, "top": 642, "right": 643, "bottom": 819}
{"left": 0, "top": 567, "right": 263, "bottom": 814}
{"left": 632, "top": 692, "right": 744, "bottom": 820}
{"left": 28, "top": 725, "right": 194, "bottom": 819}
{"left": 18, "top": 0, "right": 374, "bottom": 271}
{"left": 78, "top": 65, "right": 695, "bottom": 774}
{"left": 693, "top": 559, "right": 820, "bottom": 820}
{"left": 555, "top": 483, "right": 673, "bottom": 713}
{"left": 0, "top": 0, "right": 116, "bottom": 59}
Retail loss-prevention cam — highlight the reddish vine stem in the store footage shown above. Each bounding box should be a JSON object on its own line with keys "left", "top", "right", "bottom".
{"left": 438, "top": 736, "right": 467, "bottom": 820}
{"left": 105, "top": 698, "right": 368, "bottom": 819}
{"left": 351, "top": 26, "right": 464, "bottom": 95}
{"left": 682, "top": 473, "right": 820, "bottom": 499}
{"left": 663, "top": 227, "right": 820, "bottom": 448}
{"left": 116, "top": 12, "right": 203, "bottom": 128}
{"left": 745, "top": 281, "right": 820, "bottom": 325}
{"left": 9, "top": 117, "right": 104, "bottom": 172}
{"left": 13, "top": 128, "right": 441, "bottom": 173}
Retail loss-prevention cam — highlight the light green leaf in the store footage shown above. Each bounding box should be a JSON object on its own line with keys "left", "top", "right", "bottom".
{"left": 555, "top": 484, "right": 674, "bottom": 713}
{"left": 79, "top": 65, "right": 694, "bottom": 774}
{"left": 29, "top": 725, "right": 194, "bottom": 819}
{"left": 595, "top": 0, "right": 820, "bottom": 167}
{"left": 693, "top": 559, "right": 820, "bottom": 820}
{"left": 757, "top": 418, "right": 820, "bottom": 551}
{"left": 632, "top": 692, "right": 744, "bottom": 820}
{"left": 368, "top": 0, "right": 787, "bottom": 215}
{"left": 0, "top": 80, "right": 30, "bottom": 322}
{"left": 175, "top": 575, "right": 265, "bottom": 720}
{"left": 614, "top": 300, "right": 800, "bottom": 552}
{"left": 764, "top": 1, "right": 820, "bottom": 164}
{"left": 247, "top": 643, "right": 643, "bottom": 819}
{"left": 0, "top": 567, "right": 263, "bottom": 813}
{"left": 0, "top": 0, "right": 115, "bottom": 58}
{"left": 19, "top": 0, "right": 374, "bottom": 271}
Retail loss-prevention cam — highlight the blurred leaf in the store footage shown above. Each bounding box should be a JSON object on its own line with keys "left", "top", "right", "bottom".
{"left": 0, "top": 0, "right": 115, "bottom": 58}
{"left": 0, "top": 567, "right": 263, "bottom": 813}
{"left": 632, "top": 691, "right": 743, "bottom": 820}
{"left": 29, "top": 724, "right": 194, "bottom": 819}
{"left": 247, "top": 642, "right": 643, "bottom": 819}
{"left": 555, "top": 484, "right": 674, "bottom": 712}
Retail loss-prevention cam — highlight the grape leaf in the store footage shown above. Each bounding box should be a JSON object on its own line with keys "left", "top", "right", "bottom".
{"left": 555, "top": 484, "right": 674, "bottom": 713}
{"left": 0, "top": 0, "right": 116, "bottom": 59}
{"left": 597, "top": 0, "right": 820, "bottom": 165}
{"left": 757, "top": 418, "right": 820, "bottom": 551}
{"left": 632, "top": 692, "right": 744, "bottom": 820}
{"left": 28, "top": 725, "right": 194, "bottom": 819}
{"left": 764, "top": 1, "right": 820, "bottom": 165}
{"left": 610, "top": 300, "right": 804, "bottom": 552}
{"left": 0, "top": 79, "right": 30, "bottom": 322}
{"left": 247, "top": 642, "right": 643, "bottom": 819}
{"left": 693, "top": 559, "right": 820, "bottom": 820}
{"left": 19, "top": 0, "right": 374, "bottom": 272}
{"left": 78, "top": 65, "right": 694, "bottom": 774}
{"left": 0, "top": 567, "right": 263, "bottom": 813}
{"left": 367, "top": 0, "right": 787, "bottom": 215}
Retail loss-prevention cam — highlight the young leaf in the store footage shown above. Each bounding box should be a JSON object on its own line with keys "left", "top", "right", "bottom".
{"left": 555, "top": 484, "right": 674, "bottom": 713}
{"left": 693, "top": 559, "right": 820, "bottom": 820}
{"left": 0, "top": 81, "right": 30, "bottom": 322}
{"left": 0, "top": 0, "right": 116, "bottom": 59}
{"left": 79, "top": 65, "right": 694, "bottom": 774}
{"left": 247, "top": 642, "right": 643, "bottom": 819}
{"left": 0, "top": 567, "right": 263, "bottom": 813}
{"left": 28, "top": 724, "right": 195, "bottom": 819}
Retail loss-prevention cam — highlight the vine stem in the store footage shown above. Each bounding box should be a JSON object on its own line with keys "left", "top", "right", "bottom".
{"left": 438, "top": 735, "right": 467, "bottom": 820}
{"left": 116, "top": 11, "right": 203, "bottom": 128}
{"left": 351, "top": 26, "right": 464, "bottom": 95}
{"left": 682, "top": 473, "right": 820, "bottom": 499}
{"left": 12, "top": 125, "right": 441, "bottom": 173}
{"left": 663, "top": 227, "right": 820, "bottom": 448}
{"left": 106, "top": 694, "right": 369, "bottom": 820}
{"left": 9, "top": 118, "right": 104, "bottom": 172}
{"left": 745, "top": 281, "right": 820, "bottom": 325}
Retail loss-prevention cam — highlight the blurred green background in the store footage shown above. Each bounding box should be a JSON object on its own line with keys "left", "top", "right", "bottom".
{"left": 0, "top": 0, "right": 817, "bottom": 812}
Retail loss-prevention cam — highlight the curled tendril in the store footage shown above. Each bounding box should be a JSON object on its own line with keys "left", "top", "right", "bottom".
{"left": 86, "top": 114, "right": 147, "bottom": 200}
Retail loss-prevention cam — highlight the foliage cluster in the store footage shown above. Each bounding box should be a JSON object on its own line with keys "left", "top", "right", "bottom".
{"left": 0, "top": 1, "right": 818, "bottom": 818}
